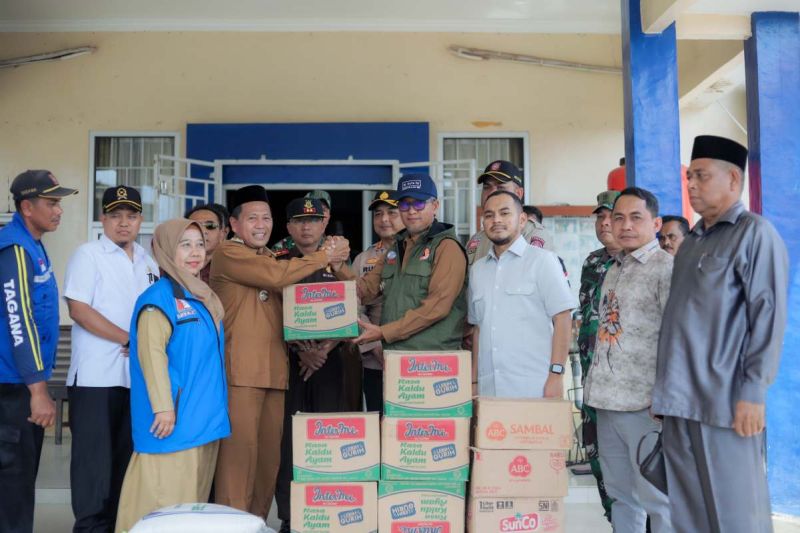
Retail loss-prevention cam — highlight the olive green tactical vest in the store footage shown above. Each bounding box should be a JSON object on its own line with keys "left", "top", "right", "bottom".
{"left": 380, "top": 221, "right": 468, "bottom": 351}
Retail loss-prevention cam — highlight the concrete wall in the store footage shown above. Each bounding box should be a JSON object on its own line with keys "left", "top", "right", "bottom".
{"left": 0, "top": 31, "right": 625, "bottom": 317}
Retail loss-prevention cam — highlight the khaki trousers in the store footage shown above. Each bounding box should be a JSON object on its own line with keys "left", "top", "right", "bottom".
{"left": 115, "top": 440, "right": 219, "bottom": 533}
{"left": 214, "top": 386, "right": 284, "bottom": 519}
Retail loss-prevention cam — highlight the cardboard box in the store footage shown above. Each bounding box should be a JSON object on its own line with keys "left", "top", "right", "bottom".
{"left": 293, "top": 412, "right": 380, "bottom": 481}
{"left": 381, "top": 417, "right": 470, "bottom": 481}
{"left": 383, "top": 350, "right": 472, "bottom": 418}
{"left": 470, "top": 448, "right": 568, "bottom": 498}
{"left": 474, "top": 397, "right": 573, "bottom": 450}
{"left": 378, "top": 481, "right": 465, "bottom": 533}
{"left": 468, "top": 496, "right": 564, "bottom": 533}
{"left": 283, "top": 281, "right": 359, "bottom": 340}
{"left": 290, "top": 482, "right": 377, "bottom": 533}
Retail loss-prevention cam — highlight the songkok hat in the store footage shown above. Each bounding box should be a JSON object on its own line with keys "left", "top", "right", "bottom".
{"left": 691, "top": 135, "right": 748, "bottom": 170}
{"left": 230, "top": 185, "right": 269, "bottom": 212}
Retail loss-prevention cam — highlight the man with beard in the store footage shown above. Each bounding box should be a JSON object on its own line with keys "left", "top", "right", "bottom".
{"left": 467, "top": 191, "right": 575, "bottom": 398}
{"left": 63, "top": 186, "right": 158, "bottom": 532}
{"left": 352, "top": 191, "right": 405, "bottom": 411}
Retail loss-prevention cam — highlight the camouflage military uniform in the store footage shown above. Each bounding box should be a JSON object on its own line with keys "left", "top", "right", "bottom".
{"left": 577, "top": 246, "right": 615, "bottom": 521}
{"left": 271, "top": 236, "right": 296, "bottom": 255}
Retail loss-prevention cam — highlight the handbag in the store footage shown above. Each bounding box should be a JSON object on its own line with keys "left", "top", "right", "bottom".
{"left": 637, "top": 430, "right": 668, "bottom": 495}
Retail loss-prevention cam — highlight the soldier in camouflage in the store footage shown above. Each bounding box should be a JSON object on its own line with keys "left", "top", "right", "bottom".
{"left": 576, "top": 190, "right": 621, "bottom": 522}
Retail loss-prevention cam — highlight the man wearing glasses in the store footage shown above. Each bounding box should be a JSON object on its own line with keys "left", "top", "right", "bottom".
{"left": 186, "top": 203, "right": 230, "bottom": 284}
{"left": 352, "top": 174, "right": 468, "bottom": 352}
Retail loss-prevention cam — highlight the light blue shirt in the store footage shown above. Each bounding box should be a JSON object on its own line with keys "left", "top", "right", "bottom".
{"left": 468, "top": 235, "right": 577, "bottom": 398}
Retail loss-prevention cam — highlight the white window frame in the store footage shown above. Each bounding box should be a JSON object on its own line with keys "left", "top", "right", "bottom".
{"left": 436, "top": 131, "right": 531, "bottom": 203}
{"left": 88, "top": 131, "right": 180, "bottom": 241}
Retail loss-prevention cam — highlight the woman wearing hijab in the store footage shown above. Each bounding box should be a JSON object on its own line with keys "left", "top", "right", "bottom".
{"left": 115, "top": 219, "right": 230, "bottom": 533}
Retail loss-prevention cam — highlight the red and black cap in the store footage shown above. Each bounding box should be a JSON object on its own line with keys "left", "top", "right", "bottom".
{"left": 477, "top": 160, "right": 523, "bottom": 187}
{"left": 286, "top": 197, "right": 325, "bottom": 219}
{"left": 11, "top": 170, "right": 78, "bottom": 201}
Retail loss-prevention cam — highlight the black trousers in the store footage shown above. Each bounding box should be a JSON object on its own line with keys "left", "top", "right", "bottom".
{"left": 0, "top": 383, "right": 44, "bottom": 533}
{"left": 275, "top": 347, "right": 345, "bottom": 521}
{"left": 68, "top": 386, "right": 132, "bottom": 533}
{"left": 363, "top": 368, "right": 383, "bottom": 413}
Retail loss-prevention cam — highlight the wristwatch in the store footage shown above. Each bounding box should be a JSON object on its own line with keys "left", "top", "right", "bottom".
{"left": 549, "top": 363, "right": 565, "bottom": 375}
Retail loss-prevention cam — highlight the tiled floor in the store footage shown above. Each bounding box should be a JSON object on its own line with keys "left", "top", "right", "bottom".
{"left": 33, "top": 435, "right": 800, "bottom": 532}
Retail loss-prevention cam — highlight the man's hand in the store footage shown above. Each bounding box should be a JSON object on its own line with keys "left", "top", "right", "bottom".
{"left": 733, "top": 400, "right": 765, "bottom": 437}
{"left": 543, "top": 374, "right": 564, "bottom": 399}
{"left": 150, "top": 410, "right": 176, "bottom": 439}
{"left": 120, "top": 336, "right": 130, "bottom": 357}
{"left": 28, "top": 383, "right": 56, "bottom": 428}
{"left": 324, "top": 236, "right": 351, "bottom": 265}
{"left": 353, "top": 319, "right": 383, "bottom": 345}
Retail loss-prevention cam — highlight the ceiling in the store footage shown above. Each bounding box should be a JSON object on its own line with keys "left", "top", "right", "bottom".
{"left": 0, "top": 0, "right": 796, "bottom": 33}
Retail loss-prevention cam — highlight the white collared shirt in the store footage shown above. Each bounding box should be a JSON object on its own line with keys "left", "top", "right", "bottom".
{"left": 468, "top": 235, "right": 577, "bottom": 398}
{"left": 64, "top": 235, "right": 159, "bottom": 387}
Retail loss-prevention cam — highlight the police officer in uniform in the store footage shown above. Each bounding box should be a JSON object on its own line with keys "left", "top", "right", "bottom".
{"left": 0, "top": 169, "right": 77, "bottom": 533}
{"left": 352, "top": 191, "right": 404, "bottom": 411}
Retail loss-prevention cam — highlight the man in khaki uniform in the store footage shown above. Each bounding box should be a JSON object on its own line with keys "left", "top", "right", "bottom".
{"left": 465, "top": 160, "right": 554, "bottom": 265}
{"left": 210, "top": 185, "right": 349, "bottom": 519}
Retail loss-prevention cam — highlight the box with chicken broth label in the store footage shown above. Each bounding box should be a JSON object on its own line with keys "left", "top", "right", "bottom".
{"left": 470, "top": 448, "right": 568, "bottom": 498}
{"left": 474, "top": 397, "right": 573, "bottom": 450}
{"left": 383, "top": 350, "right": 472, "bottom": 418}
{"left": 467, "top": 497, "right": 564, "bottom": 533}
{"left": 290, "top": 482, "right": 377, "bottom": 533}
{"left": 293, "top": 412, "right": 380, "bottom": 481}
{"left": 283, "top": 281, "right": 359, "bottom": 340}
{"left": 381, "top": 417, "right": 470, "bottom": 481}
{"left": 378, "top": 481, "right": 465, "bottom": 533}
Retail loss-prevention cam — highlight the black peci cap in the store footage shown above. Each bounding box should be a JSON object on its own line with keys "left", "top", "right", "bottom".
{"left": 230, "top": 185, "right": 270, "bottom": 212}
{"left": 691, "top": 135, "right": 748, "bottom": 170}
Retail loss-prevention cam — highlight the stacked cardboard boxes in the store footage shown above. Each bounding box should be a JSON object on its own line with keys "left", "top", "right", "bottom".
{"left": 468, "top": 397, "right": 573, "bottom": 533}
{"left": 291, "top": 412, "right": 380, "bottom": 533}
{"left": 379, "top": 350, "right": 472, "bottom": 531}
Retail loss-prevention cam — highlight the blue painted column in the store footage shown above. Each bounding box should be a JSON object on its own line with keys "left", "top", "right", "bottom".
{"left": 744, "top": 11, "right": 800, "bottom": 517}
{"left": 620, "top": 0, "right": 682, "bottom": 215}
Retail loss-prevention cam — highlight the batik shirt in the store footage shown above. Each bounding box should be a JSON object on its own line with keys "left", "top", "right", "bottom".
{"left": 584, "top": 240, "right": 673, "bottom": 411}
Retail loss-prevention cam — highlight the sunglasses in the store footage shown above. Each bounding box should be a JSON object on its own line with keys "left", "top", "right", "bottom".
{"left": 398, "top": 199, "right": 432, "bottom": 212}
{"left": 199, "top": 221, "right": 220, "bottom": 230}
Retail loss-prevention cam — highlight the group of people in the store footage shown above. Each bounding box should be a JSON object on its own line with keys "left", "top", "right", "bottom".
{"left": 0, "top": 134, "right": 788, "bottom": 533}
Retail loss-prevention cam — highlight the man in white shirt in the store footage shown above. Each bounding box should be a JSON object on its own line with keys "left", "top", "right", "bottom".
{"left": 468, "top": 191, "right": 576, "bottom": 398}
{"left": 63, "top": 186, "right": 158, "bottom": 532}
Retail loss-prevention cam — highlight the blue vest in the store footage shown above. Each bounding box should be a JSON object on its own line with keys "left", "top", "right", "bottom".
{"left": 0, "top": 213, "right": 59, "bottom": 383}
{"left": 129, "top": 276, "right": 230, "bottom": 454}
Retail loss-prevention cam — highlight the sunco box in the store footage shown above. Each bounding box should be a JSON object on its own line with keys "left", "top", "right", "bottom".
{"left": 290, "top": 482, "right": 377, "bottom": 533}
{"left": 381, "top": 417, "right": 470, "bottom": 481}
{"left": 283, "top": 281, "right": 359, "bottom": 340}
{"left": 383, "top": 350, "right": 472, "bottom": 417}
{"left": 378, "top": 481, "right": 465, "bottom": 533}
{"left": 470, "top": 448, "right": 568, "bottom": 498}
{"left": 293, "top": 412, "right": 380, "bottom": 481}
{"left": 467, "top": 496, "right": 564, "bottom": 533}
{"left": 474, "top": 397, "right": 573, "bottom": 450}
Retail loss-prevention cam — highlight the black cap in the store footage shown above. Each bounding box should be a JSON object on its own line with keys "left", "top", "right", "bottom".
{"left": 230, "top": 185, "right": 269, "bottom": 212}
{"left": 368, "top": 190, "right": 399, "bottom": 210}
{"left": 691, "top": 135, "right": 748, "bottom": 170}
{"left": 477, "top": 160, "right": 523, "bottom": 187}
{"left": 11, "top": 170, "right": 78, "bottom": 201}
{"left": 286, "top": 197, "right": 325, "bottom": 219}
{"left": 102, "top": 185, "right": 142, "bottom": 213}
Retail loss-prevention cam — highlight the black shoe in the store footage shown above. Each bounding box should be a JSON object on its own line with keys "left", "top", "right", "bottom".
{"left": 279, "top": 520, "right": 291, "bottom": 533}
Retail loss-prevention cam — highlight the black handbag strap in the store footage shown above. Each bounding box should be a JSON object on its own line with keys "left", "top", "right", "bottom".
{"left": 636, "top": 429, "right": 662, "bottom": 467}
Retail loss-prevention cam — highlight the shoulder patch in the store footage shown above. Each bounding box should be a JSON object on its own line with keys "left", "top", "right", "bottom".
{"left": 530, "top": 236, "right": 546, "bottom": 248}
